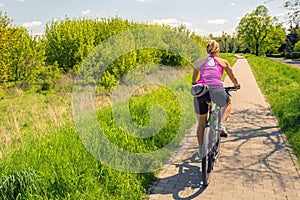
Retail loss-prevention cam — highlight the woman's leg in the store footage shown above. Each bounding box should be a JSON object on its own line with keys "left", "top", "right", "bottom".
{"left": 218, "top": 99, "right": 231, "bottom": 137}
{"left": 194, "top": 92, "right": 210, "bottom": 151}
{"left": 196, "top": 114, "right": 208, "bottom": 148}
{"left": 221, "top": 99, "right": 231, "bottom": 124}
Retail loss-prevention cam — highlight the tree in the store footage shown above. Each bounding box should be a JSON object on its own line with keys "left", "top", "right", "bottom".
{"left": 218, "top": 32, "right": 230, "bottom": 52}
{"left": 264, "top": 25, "right": 286, "bottom": 55}
{"left": 0, "top": 12, "right": 46, "bottom": 87}
{"left": 205, "top": 32, "right": 237, "bottom": 53}
{"left": 0, "top": 12, "right": 16, "bottom": 85}
{"left": 284, "top": 0, "right": 300, "bottom": 25}
{"left": 236, "top": 5, "right": 285, "bottom": 56}
{"left": 286, "top": 24, "right": 300, "bottom": 52}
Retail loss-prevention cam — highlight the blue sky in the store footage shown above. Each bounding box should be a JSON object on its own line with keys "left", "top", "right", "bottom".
{"left": 0, "top": 0, "right": 288, "bottom": 36}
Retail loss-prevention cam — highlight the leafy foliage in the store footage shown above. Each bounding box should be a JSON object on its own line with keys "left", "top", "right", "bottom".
{"left": 286, "top": 25, "right": 300, "bottom": 53}
{"left": 294, "top": 40, "right": 300, "bottom": 51}
{"left": 284, "top": 0, "right": 300, "bottom": 24}
{"left": 236, "top": 5, "right": 285, "bottom": 56}
{"left": 41, "top": 17, "right": 205, "bottom": 91}
{"left": 0, "top": 12, "right": 54, "bottom": 89}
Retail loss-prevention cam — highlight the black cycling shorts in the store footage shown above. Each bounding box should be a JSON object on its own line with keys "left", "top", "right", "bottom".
{"left": 194, "top": 87, "right": 230, "bottom": 115}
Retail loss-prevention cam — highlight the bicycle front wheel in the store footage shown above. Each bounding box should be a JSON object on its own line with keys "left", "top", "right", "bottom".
{"left": 201, "top": 154, "right": 212, "bottom": 186}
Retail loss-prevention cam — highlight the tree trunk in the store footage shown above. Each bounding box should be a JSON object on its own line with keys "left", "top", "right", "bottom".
{"left": 255, "top": 43, "right": 259, "bottom": 56}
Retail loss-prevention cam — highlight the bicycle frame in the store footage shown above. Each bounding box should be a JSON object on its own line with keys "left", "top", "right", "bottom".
{"left": 200, "top": 86, "right": 238, "bottom": 186}
{"left": 201, "top": 102, "right": 221, "bottom": 158}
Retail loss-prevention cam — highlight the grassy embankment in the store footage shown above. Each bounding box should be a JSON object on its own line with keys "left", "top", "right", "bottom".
{"left": 0, "top": 71, "right": 196, "bottom": 199}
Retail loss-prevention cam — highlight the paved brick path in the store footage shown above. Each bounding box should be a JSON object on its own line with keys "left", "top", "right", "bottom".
{"left": 146, "top": 56, "right": 300, "bottom": 200}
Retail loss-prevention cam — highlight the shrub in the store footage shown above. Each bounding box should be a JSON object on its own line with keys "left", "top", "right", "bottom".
{"left": 291, "top": 52, "right": 300, "bottom": 59}
{"left": 294, "top": 40, "right": 300, "bottom": 52}
{"left": 266, "top": 54, "right": 283, "bottom": 58}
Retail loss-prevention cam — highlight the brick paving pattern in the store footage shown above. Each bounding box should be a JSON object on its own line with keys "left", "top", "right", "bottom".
{"left": 146, "top": 56, "right": 300, "bottom": 200}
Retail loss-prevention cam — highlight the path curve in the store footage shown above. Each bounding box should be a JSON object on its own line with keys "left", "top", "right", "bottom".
{"left": 267, "top": 57, "right": 300, "bottom": 68}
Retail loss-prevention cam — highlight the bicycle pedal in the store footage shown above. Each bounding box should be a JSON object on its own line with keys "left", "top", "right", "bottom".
{"left": 220, "top": 132, "right": 228, "bottom": 138}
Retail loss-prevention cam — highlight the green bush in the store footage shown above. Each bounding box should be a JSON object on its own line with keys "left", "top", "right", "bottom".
{"left": 285, "top": 52, "right": 300, "bottom": 59}
{"left": 291, "top": 52, "right": 300, "bottom": 59}
{"left": 266, "top": 53, "right": 283, "bottom": 58}
{"left": 0, "top": 23, "right": 45, "bottom": 86}
{"left": 294, "top": 40, "right": 300, "bottom": 52}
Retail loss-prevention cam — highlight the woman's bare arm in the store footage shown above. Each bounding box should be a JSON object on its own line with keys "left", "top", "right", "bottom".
{"left": 216, "top": 57, "right": 239, "bottom": 87}
{"left": 192, "top": 68, "right": 199, "bottom": 84}
{"left": 192, "top": 58, "right": 206, "bottom": 84}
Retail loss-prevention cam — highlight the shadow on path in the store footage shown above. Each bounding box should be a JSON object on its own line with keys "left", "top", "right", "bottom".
{"left": 147, "top": 104, "right": 299, "bottom": 199}
{"left": 147, "top": 153, "right": 208, "bottom": 199}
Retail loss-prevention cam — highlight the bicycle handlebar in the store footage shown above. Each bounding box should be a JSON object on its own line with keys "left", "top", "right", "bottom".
{"left": 224, "top": 86, "right": 240, "bottom": 96}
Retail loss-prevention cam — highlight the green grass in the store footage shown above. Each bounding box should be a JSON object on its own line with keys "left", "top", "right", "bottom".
{"left": 245, "top": 54, "right": 300, "bottom": 163}
{"left": 0, "top": 126, "right": 155, "bottom": 199}
{"left": 0, "top": 76, "right": 196, "bottom": 199}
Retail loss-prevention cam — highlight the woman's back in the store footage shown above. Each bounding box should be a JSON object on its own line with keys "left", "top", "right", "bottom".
{"left": 196, "top": 56, "right": 223, "bottom": 87}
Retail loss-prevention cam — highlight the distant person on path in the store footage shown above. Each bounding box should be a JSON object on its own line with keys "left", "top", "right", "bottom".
{"left": 192, "top": 40, "right": 240, "bottom": 156}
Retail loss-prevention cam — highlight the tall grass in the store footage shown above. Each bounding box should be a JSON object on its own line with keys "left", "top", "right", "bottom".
{"left": 0, "top": 76, "right": 195, "bottom": 199}
{"left": 0, "top": 85, "right": 73, "bottom": 154}
{"left": 245, "top": 55, "right": 300, "bottom": 162}
{"left": 1, "top": 126, "right": 155, "bottom": 199}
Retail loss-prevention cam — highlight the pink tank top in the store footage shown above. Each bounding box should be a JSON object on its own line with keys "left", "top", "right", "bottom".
{"left": 196, "top": 56, "right": 223, "bottom": 87}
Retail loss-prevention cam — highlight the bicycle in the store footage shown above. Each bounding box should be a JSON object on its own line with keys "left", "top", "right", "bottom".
{"left": 200, "top": 86, "right": 239, "bottom": 186}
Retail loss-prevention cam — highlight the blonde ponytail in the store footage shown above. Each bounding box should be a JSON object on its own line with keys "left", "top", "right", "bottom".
{"left": 206, "top": 40, "right": 220, "bottom": 55}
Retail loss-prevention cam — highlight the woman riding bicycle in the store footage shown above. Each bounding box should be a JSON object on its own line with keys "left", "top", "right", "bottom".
{"left": 192, "top": 40, "right": 240, "bottom": 157}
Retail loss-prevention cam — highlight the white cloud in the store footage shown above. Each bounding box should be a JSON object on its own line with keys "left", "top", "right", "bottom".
{"left": 22, "top": 21, "right": 42, "bottom": 28}
{"left": 152, "top": 18, "right": 192, "bottom": 28}
{"left": 275, "top": 12, "right": 288, "bottom": 18}
{"left": 17, "top": 0, "right": 25, "bottom": 2}
{"left": 209, "top": 31, "right": 223, "bottom": 37}
{"left": 136, "top": 0, "right": 151, "bottom": 2}
{"left": 34, "top": 32, "right": 44, "bottom": 37}
{"left": 114, "top": 9, "right": 119, "bottom": 15}
{"left": 182, "top": 21, "right": 192, "bottom": 27}
{"left": 152, "top": 18, "right": 179, "bottom": 27}
{"left": 192, "top": 28, "right": 204, "bottom": 34}
{"left": 230, "top": 3, "right": 236, "bottom": 6}
{"left": 0, "top": 3, "right": 4, "bottom": 7}
{"left": 230, "top": 27, "right": 237, "bottom": 33}
{"left": 207, "top": 19, "right": 228, "bottom": 25}
{"left": 82, "top": 10, "right": 91, "bottom": 15}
